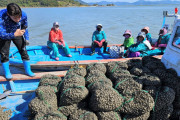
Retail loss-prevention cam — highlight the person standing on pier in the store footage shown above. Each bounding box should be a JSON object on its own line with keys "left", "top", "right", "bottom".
{"left": 0, "top": 3, "right": 35, "bottom": 79}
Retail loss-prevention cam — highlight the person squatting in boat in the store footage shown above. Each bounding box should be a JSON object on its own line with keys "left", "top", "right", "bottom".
{"left": 90, "top": 24, "right": 108, "bottom": 56}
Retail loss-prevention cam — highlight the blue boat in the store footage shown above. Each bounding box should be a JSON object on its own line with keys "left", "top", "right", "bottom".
{"left": 9, "top": 45, "right": 122, "bottom": 71}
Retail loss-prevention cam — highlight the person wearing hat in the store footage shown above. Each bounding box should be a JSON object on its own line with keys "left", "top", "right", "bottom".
{"left": 126, "top": 32, "right": 152, "bottom": 57}
{"left": 122, "top": 30, "right": 134, "bottom": 50}
{"left": 141, "top": 26, "right": 152, "bottom": 44}
{"left": 90, "top": 24, "right": 108, "bottom": 56}
{"left": 47, "top": 22, "right": 72, "bottom": 61}
{"left": 155, "top": 28, "right": 170, "bottom": 48}
{"left": 0, "top": 3, "right": 35, "bottom": 79}
{"left": 140, "top": 28, "right": 170, "bottom": 57}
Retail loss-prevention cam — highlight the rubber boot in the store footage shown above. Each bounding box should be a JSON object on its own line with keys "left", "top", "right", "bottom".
{"left": 23, "top": 60, "right": 35, "bottom": 77}
{"left": 2, "top": 61, "right": 12, "bottom": 79}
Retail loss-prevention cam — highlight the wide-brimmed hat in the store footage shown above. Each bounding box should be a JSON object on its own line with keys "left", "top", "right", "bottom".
{"left": 141, "top": 26, "right": 149, "bottom": 33}
{"left": 123, "top": 30, "right": 132, "bottom": 36}
{"left": 137, "top": 32, "right": 146, "bottom": 39}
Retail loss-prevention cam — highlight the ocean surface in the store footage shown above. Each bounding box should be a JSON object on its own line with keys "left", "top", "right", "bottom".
{"left": 0, "top": 5, "right": 177, "bottom": 46}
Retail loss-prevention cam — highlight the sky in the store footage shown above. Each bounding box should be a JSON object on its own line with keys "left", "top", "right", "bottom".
{"left": 82, "top": 0, "right": 180, "bottom": 3}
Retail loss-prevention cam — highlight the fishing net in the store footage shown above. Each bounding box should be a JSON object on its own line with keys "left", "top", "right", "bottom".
{"left": 144, "top": 86, "right": 160, "bottom": 99}
{"left": 59, "top": 74, "right": 85, "bottom": 91}
{"left": 144, "top": 61, "right": 166, "bottom": 72}
{"left": 129, "top": 66, "right": 151, "bottom": 76}
{"left": 166, "top": 68, "right": 178, "bottom": 77}
{"left": 110, "top": 72, "right": 133, "bottom": 84}
{"left": 58, "top": 104, "right": 78, "bottom": 117}
{"left": 59, "top": 85, "right": 89, "bottom": 106}
{"left": 28, "top": 57, "right": 179, "bottom": 120}
{"left": 85, "top": 70, "right": 108, "bottom": 85}
{"left": 153, "top": 68, "right": 173, "bottom": 80}
{"left": 29, "top": 97, "right": 57, "bottom": 115}
{"left": 142, "top": 56, "right": 161, "bottom": 65}
{"left": 36, "top": 86, "right": 57, "bottom": 101}
{"left": 114, "top": 78, "right": 142, "bottom": 95}
{"left": 86, "top": 63, "right": 106, "bottom": 74}
{"left": 39, "top": 74, "right": 62, "bottom": 87}
{"left": 149, "top": 104, "right": 173, "bottom": 120}
{"left": 33, "top": 111, "right": 67, "bottom": 120}
{"left": 123, "top": 112, "right": 150, "bottom": 120}
{"left": 119, "top": 90, "right": 154, "bottom": 116}
{"left": 89, "top": 87, "right": 124, "bottom": 112}
{"left": 162, "top": 76, "right": 180, "bottom": 94}
{"left": 87, "top": 79, "right": 113, "bottom": 92}
{"left": 169, "top": 109, "right": 180, "bottom": 120}
{"left": 106, "top": 61, "right": 128, "bottom": 77}
{"left": 66, "top": 66, "right": 87, "bottom": 77}
{"left": 173, "top": 96, "right": 180, "bottom": 109}
{"left": 68, "top": 109, "right": 98, "bottom": 120}
{"left": 153, "top": 86, "right": 175, "bottom": 112}
{"left": 96, "top": 111, "right": 122, "bottom": 120}
{"left": 125, "top": 59, "right": 142, "bottom": 70}
{"left": 86, "top": 69, "right": 105, "bottom": 76}
{"left": 136, "top": 73, "right": 161, "bottom": 86}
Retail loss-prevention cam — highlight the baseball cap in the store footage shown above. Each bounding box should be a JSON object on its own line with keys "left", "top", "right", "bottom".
{"left": 53, "top": 22, "right": 59, "bottom": 27}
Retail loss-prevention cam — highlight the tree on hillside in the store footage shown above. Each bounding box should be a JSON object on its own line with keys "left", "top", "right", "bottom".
{"left": 0, "top": 0, "right": 82, "bottom": 7}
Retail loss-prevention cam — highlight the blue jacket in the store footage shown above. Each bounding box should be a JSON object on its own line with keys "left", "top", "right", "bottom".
{"left": 129, "top": 39, "right": 150, "bottom": 53}
{"left": 0, "top": 9, "right": 29, "bottom": 40}
{"left": 146, "top": 33, "right": 152, "bottom": 43}
{"left": 92, "top": 30, "right": 107, "bottom": 42}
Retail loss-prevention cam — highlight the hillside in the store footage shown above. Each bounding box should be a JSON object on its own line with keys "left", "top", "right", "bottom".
{"left": 0, "top": 0, "right": 87, "bottom": 7}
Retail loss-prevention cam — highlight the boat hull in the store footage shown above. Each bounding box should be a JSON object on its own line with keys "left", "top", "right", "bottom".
{"left": 8, "top": 45, "right": 162, "bottom": 71}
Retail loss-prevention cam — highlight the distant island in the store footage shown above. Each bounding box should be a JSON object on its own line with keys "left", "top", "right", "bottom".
{"left": 88, "top": 0, "right": 180, "bottom": 6}
{"left": 0, "top": 0, "right": 87, "bottom": 7}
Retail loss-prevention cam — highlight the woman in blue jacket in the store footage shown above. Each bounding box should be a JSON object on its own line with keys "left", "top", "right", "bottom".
{"left": 141, "top": 26, "right": 152, "bottom": 44}
{"left": 127, "top": 32, "right": 152, "bottom": 57}
{"left": 141, "top": 28, "right": 170, "bottom": 57}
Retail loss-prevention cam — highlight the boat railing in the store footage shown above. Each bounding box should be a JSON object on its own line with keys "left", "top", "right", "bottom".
{"left": 163, "top": 8, "right": 180, "bottom": 33}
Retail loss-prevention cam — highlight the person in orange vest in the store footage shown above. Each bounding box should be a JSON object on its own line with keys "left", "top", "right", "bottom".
{"left": 47, "top": 22, "right": 72, "bottom": 61}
